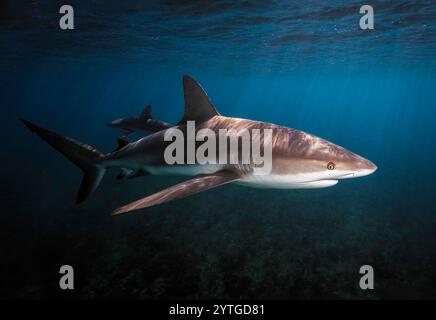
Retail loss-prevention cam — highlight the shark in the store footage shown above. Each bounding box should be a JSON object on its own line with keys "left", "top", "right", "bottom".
{"left": 107, "top": 105, "right": 173, "bottom": 135}
{"left": 21, "top": 75, "right": 377, "bottom": 215}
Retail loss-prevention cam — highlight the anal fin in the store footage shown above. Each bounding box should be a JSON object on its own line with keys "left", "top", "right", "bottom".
{"left": 127, "top": 169, "right": 150, "bottom": 179}
{"left": 116, "top": 167, "right": 133, "bottom": 180}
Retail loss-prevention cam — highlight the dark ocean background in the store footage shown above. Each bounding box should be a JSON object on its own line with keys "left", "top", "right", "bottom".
{"left": 1, "top": 0, "right": 436, "bottom": 299}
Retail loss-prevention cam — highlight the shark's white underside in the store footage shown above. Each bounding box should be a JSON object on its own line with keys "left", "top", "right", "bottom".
{"left": 144, "top": 164, "right": 352, "bottom": 189}
{"left": 237, "top": 175, "right": 339, "bottom": 189}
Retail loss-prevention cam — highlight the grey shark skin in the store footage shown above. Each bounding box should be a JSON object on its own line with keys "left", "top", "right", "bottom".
{"left": 21, "top": 75, "right": 377, "bottom": 215}
{"left": 107, "top": 105, "right": 173, "bottom": 135}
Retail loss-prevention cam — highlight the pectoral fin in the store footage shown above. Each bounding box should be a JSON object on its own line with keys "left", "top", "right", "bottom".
{"left": 112, "top": 171, "right": 240, "bottom": 215}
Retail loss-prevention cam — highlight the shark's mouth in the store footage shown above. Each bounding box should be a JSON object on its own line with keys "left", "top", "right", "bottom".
{"left": 337, "top": 173, "right": 355, "bottom": 179}
{"left": 294, "top": 179, "right": 338, "bottom": 188}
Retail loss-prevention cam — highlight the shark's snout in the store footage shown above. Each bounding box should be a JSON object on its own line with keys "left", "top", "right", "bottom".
{"left": 334, "top": 155, "right": 377, "bottom": 180}
{"left": 345, "top": 158, "right": 377, "bottom": 178}
{"left": 354, "top": 159, "right": 377, "bottom": 177}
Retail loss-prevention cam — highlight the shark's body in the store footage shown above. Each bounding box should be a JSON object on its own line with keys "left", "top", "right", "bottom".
{"left": 107, "top": 105, "right": 173, "bottom": 135}
{"left": 21, "top": 75, "right": 376, "bottom": 214}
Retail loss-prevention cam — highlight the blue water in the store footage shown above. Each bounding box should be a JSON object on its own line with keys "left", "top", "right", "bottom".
{"left": 1, "top": 1, "right": 436, "bottom": 299}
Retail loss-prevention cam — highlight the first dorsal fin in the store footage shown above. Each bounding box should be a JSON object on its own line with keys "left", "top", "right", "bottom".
{"left": 140, "top": 105, "right": 152, "bottom": 119}
{"left": 177, "top": 75, "right": 220, "bottom": 125}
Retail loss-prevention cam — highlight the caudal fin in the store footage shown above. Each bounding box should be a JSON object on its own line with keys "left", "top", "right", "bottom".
{"left": 20, "top": 119, "right": 107, "bottom": 203}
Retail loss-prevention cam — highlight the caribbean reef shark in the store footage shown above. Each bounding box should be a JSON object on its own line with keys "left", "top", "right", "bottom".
{"left": 107, "top": 105, "right": 173, "bottom": 136}
{"left": 21, "top": 75, "right": 376, "bottom": 215}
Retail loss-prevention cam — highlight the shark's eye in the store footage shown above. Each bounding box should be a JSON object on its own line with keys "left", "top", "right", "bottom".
{"left": 327, "top": 162, "right": 335, "bottom": 170}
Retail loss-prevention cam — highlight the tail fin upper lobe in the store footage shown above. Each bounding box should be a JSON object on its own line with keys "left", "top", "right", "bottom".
{"left": 20, "top": 119, "right": 107, "bottom": 203}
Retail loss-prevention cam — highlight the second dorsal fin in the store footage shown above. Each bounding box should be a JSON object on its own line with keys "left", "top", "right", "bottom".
{"left": 114, "top": 138, "right": 129, "bottom": 152}
{"left": 139, "top": 105, "right": 152, "bottom": 119}
{"left": 177, "top": 75, "right": 220, "bottom": 125}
